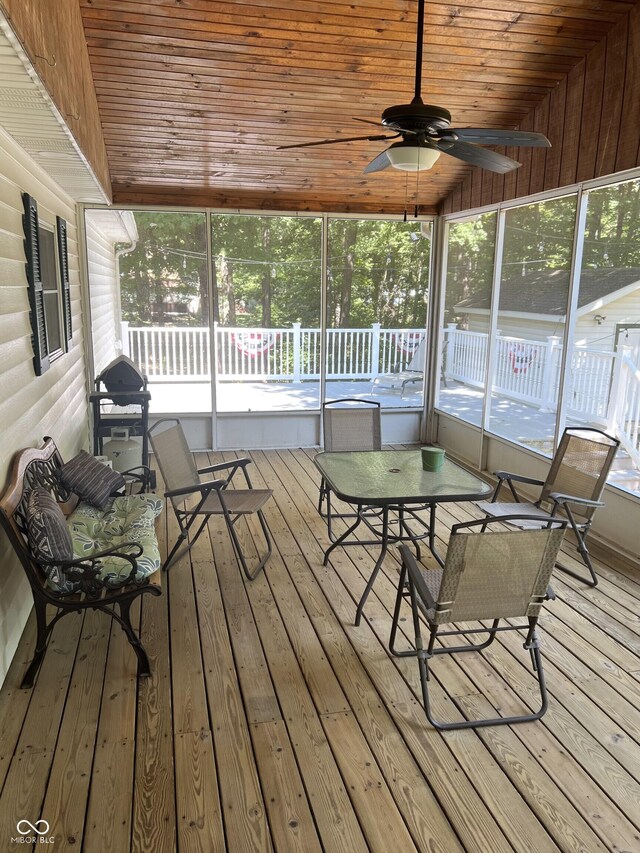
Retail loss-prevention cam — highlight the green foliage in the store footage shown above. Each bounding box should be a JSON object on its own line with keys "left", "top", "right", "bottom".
{"left": 444, "top": 212, "right": 497, "bottom": 325}
{"left": 502, "top": 195, "right": 577, "bottom": 279}
{"left": 328, "top": 220, "right": 431, "bottom": 328}
{"left": 120, "top": 212, "right": 432, "bottom": 330}
{"left": 211, "top": 214, "right": 322, "bottom": 327}
{"left": 117, "top": 180, "right": 640, "bottom": 333}
{"left": 118, "top": 211, "right": 208, "bottom": 326}
{"left": 582, "top": 179, "right": 640, "bottom": 269}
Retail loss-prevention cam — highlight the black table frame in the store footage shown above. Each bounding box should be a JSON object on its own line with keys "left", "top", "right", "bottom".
{"left": 314, "top": 451, "right": 492, "bottom": 625}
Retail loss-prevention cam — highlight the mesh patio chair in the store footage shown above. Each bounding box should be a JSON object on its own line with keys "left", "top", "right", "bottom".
{"left": 148, "top": 418, "right": 272, "bottom": 578}
{"left": 390, "top": 516, "right": 567, "bottom": 730}
{"left": 476, "top": 427, "right": 619, "bottom": 587}
{"left": 318, "top": 398, "right": 381, "bottom": 540}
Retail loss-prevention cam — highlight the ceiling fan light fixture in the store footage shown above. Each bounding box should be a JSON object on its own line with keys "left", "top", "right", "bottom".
{"left": 386, "top": 144, "right": 440, "bottom": 172}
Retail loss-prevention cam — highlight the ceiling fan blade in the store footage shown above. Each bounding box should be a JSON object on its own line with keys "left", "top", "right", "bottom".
{"left": 446, "top": 128, "right": 551, "bottom": 147}
{"left": 352, "top": 117, "right": 385, "bottom": 128}
{"left": 436, "top": 139, "right": 521, "bottom": 173}
{"left": 363, "top": 149, "right": 392, "bottom": 174}
{"left": 277, "top": 134, "right": 397, "bottom": 150}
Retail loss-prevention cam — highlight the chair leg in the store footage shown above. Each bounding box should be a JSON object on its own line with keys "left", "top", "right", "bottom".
{"left": 163, "top": 514, "right": 209, "bottom": 571}
{"left": 409, "top": 588, "right": 549, "bottom": 729}
{"left": 326, "top": 488, "right": 334, "bottom": 540}
{"left": 317, "top": 477, "right": 326, "bottom": 515}
{"left": 389, "top": 564, "right": 416, "bottom": 657}
{"left": 21, "top": 596, "right": 51, "bottom": 689}
{"left": 226, "top": 509, "right": 272, "bottom": 581}
{"left": 114, "top": 598, "right": 152, "bottom": 677}
{"left": 554, "top": 510, "right": 598, "bottom": 587}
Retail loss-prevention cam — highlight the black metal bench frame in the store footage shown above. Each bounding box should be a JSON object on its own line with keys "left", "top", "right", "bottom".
{"left": 0, "top": 437, "right": 161, "bottom": 688}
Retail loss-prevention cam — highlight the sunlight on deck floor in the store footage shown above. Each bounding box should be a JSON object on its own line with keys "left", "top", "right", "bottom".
{"left": 1, "top": 447, "right": 639, "bottom": 851}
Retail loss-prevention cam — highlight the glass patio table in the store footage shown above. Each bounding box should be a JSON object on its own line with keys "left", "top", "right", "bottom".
{"left": 314, "top": 449, "right": 492, "bottom": 625}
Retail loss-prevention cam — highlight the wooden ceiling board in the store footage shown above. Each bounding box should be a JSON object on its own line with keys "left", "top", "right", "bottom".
{"left": 81, "top": 6, "right": 599, "bottom": 59}
{"left": 78, "top": 0, "right": 640, "bottom": 213}
{"left": 85, "top": 42, "right": 561, "bottom": 92}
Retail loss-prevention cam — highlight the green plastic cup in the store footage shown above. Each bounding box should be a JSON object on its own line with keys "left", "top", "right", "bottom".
{"left": 421, "top": 446, "right": 445, "bottom": 472}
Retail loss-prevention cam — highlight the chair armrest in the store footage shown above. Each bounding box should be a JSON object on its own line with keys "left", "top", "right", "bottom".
{"left": 495, "top": 471, "right": 545, "bottom": 487}
{"left": 399, "top": 544, "right": 437, "bottom": 611}
{"left": 165, "top": 479, "right": 225, "bottom": 499}
{"left": 197, "top": 457, "right": 251, "bottom": 474}
{"left": 39, "top": 542, "right": 144, "bottom": 594}
{"left": 548, "top": 492, "right": 605, "bottom": 508}
{"left": 122, "top": 465, "right": 152, "bottom": 478}
{"left": 120, "top": 465, "right": 154, "bottom": 493}
{"left": 490, "top": 470, "right": 545, "bottom": 504}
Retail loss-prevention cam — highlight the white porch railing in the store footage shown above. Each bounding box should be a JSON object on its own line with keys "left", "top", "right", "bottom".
{"left": 126, "top": 324, "right": 211, "bottom": 381}
{"left": 609, "top": 349, "right": 640, "bottom": 465}
{"left": 124, "top": 321, "right": 640, "bottom": 465}
{"left": 124, "top": 322, "right": 425, "bottom": 383}
{"left": 443, "top": 325, "right": 640, "bottom": 467}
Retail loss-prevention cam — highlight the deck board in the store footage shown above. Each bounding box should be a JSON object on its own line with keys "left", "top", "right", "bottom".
{"left": 0, "top": 447, "right": 639, "bottom": 851}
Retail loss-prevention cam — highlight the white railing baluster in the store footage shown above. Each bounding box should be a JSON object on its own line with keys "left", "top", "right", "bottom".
{"left": 121, "top": 321, "right": 640, "bottom": 475}
{"left": 150, "top": 329, "right": 157, "bottom": 377}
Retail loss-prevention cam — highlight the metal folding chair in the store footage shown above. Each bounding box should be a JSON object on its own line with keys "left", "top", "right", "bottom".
{"left": 318, "top": 398, "right": 382, "bottom": 540}
{"left": 390, "top": 516, "right": 567, "bottom": 730}
{"left": 477, "top": 426, "right": 619, "bottom": 586}
{"left": 148, "top": 418, "right": 272, "bottom": 578}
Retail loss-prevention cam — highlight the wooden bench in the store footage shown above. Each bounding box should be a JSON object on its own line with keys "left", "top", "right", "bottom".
{"left": 0, "top": 437, "right": 162, "bottom": 688}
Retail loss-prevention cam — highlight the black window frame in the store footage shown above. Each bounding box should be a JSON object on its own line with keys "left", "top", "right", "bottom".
{"left": 22, "top": 193, "right": 72, "bottom": 375}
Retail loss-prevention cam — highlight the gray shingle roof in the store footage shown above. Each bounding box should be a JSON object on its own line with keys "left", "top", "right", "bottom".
{"left": 454, "top": 267, "right": 640, "bottom": 315}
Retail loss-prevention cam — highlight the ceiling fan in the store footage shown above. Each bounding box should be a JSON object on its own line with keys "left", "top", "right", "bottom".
{"left": 278, "top": 0, "right": 550, "bottom": 174}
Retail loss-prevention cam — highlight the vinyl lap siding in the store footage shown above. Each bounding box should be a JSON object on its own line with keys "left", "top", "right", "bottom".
{"left": 0, "top": 128, "right": 89, "bottom": 683}
{"left": 86, "top": 220, "right": 121, "bottom": 376}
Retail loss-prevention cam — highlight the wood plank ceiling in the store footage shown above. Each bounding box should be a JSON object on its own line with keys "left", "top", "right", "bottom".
{"left": 79, "top": 0, "right": 639, "bottom": 214}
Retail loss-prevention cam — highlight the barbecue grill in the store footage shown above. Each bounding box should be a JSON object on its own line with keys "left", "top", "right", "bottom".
{"left": 89, "top": 355, "right": 153, "bottom": 489}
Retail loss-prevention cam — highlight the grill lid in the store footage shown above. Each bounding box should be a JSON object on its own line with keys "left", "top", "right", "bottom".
{"left": 96, "top": 355, "right": 147, "bottom": 396}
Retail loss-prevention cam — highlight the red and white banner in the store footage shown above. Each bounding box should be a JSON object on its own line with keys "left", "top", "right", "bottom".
{"left": 509, "top": 343, "right": 536, "bottom": 375}
{"left": 232, "top": 331, "right": 279, "bottom": 357}
{"left": 395, "top": 332, "right": 425, "bottom": 355}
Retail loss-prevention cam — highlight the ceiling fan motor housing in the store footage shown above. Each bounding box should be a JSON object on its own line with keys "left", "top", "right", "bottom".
{"left": 381, "top": 103, "right": 452, "bottom": 133}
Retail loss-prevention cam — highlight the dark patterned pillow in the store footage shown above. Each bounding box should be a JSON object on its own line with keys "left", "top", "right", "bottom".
{"left": 26, "top": 488, "right": 73, "bottom": 589}
{"left": 57, "top": 450, "right": 125, "bottom": 509}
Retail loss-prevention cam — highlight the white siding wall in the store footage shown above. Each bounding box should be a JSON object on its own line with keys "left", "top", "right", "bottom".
{"left": 85, "top": 217, "right": 121, "bottom": 376}
{"left": 464, "top": 313, "right": 560, "bottom": 341}
{"left": 574, "top": 287, "right": 640, "bottom": 352}
{"left": 462, "top": 285, "right": 640, "bottom": 352}
{"left": 493, "top": 316, "right": 561, "bottom": 341}
{"left": 0, "top": 128, "right": 90, "bottom": 683}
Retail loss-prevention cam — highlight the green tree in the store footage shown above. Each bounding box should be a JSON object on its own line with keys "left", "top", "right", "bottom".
{"left": 444, "top": 212, "right": 497, "bottom": 325}
{"left": 328, "top": 219, "right": 432, "bottom": 328}
{"left": 211, "top": 214, "right": 322, "bottom": 328}
{"left": 118, "top": 211, "right": 207, "bottom": 326}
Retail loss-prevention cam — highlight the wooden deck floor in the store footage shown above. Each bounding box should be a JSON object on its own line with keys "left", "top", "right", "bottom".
{"left": 1, "top": 448, "right": 640, "bottom": 852}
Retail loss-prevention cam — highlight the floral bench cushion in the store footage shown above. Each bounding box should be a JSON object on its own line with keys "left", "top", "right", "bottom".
{"left": 59, "top": 493, "right": 164, "bottom": 592}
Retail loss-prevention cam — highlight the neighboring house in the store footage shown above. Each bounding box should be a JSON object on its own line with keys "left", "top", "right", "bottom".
{"left": 454, "top": 267, "right": 640, "bottom": 358}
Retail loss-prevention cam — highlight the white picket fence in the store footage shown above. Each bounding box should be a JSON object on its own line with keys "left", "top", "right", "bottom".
{"left": 124, "top": 321, "right": 640, "bottom": 466}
